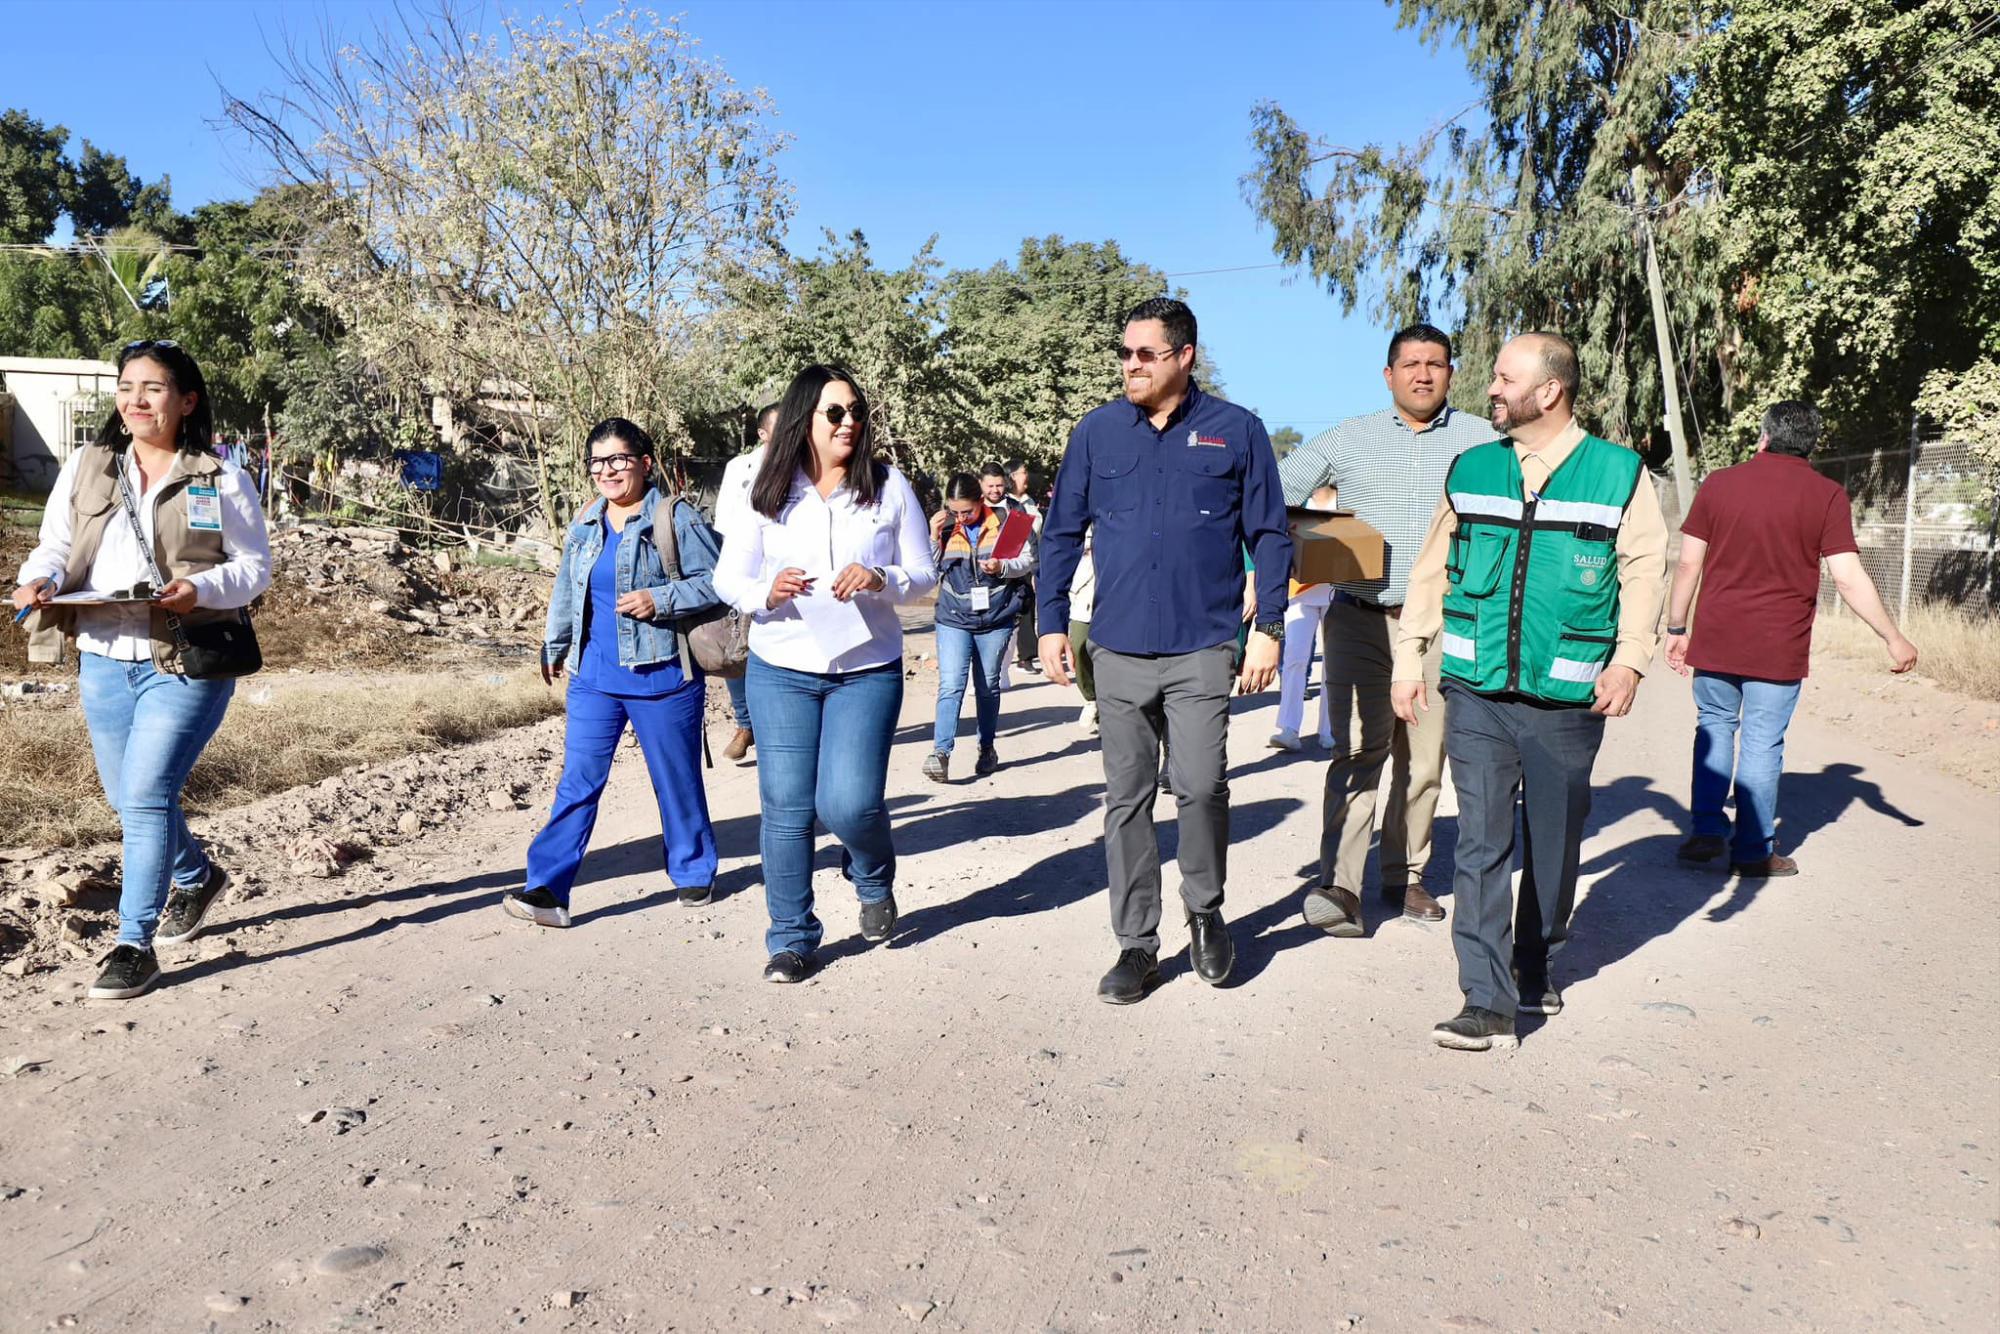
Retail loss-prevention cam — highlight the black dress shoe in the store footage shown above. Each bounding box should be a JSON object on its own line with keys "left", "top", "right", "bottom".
{"left": 859, "top": 893, "right": 898, "bottom": 943}
{"left": 1097, "top": 948, "right": 1160, "bottom": 1005}
{"left": 1186, "top": 909, "right": 1234, "bottom": 985}
{"left": 762, "top": 950, "right": 814, "bottom": 984}
{"left": 1431, "top": 1004, "right": 1518, "bottom": 1051}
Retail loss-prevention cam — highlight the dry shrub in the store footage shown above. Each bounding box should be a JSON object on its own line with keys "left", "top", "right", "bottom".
{"left": 1813, "top": 600, "right": 2000, "bottom": 701}
{"left": 0, "top": 670, "right": 563, "bottom": 849}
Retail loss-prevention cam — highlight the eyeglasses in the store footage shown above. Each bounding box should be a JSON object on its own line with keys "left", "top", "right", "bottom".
{"left": 1116, "top": 344, "right": 1183, "bottom": 365}
{"left": 123, "top": 339, "right": 181, "bottom": 351}
{"left": 821, "top": 404, "right": 864, "bottom": 427}
{"left": 586, "top": 453, "right": 644, "bottom": 475}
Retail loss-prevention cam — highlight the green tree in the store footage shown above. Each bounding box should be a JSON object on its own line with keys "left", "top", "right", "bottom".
{"left": 1269, "top": 425, "right": 1304, "bottom": 456}
{"left": 1243, "top": 2, "right": 1715, "bottom": 455}
{"left": 942, "top": 237, "right": 1180, "bottom": 472}
{"left": 729, "top": 229, "right": 984, "bottom": 481}
{"left": 0, "top": 108, "right": 69, "bottom": 244}
{"left": 0, "top": 252, "right": 104, "bottom": 355}
{"left": 1671, "top": 0, "right": 1998, "bottom": 450}
{"left": 65, "top": 141, "right": 174, "bottom": 237}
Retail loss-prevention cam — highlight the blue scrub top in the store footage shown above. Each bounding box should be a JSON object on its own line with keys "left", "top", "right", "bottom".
{"left": 575, "top": 516, "right": 686, "bottom": 696}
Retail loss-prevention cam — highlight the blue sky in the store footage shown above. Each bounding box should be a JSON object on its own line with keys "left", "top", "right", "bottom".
{"left": 5, "top": 0, "right": 1479, "bottom": 437}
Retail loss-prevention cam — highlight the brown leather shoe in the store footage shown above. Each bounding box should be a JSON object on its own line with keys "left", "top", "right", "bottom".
{"left": 1677, "top": 834, "right": 1727, "bottom": 863}
{"left": 1302, "top": 886, "right": 1364, "bottom": 937}
{"left": 1730, "top": 853, "right": 1799, "bottom": 878}
{"left": 723, "top": 727, "right": 754, "bottom": 761}
{"left": 1386, "top": 883, "right": 1445, "bottom": 921}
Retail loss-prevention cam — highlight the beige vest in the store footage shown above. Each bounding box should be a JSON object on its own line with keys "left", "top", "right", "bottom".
{"left": 27, "top": 445, "right": 237, "bottom": 674}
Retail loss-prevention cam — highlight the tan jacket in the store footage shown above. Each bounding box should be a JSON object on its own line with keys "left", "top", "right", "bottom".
{"left": 27, "top": 445, "right": 240, "bottom": 675}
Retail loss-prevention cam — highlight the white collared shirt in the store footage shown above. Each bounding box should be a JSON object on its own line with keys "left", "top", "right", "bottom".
{"left": 714, "top": 445, "right": 766, "bottom": 535}
{"left": 713, "top": 463, "right": 938, "bottom": 673}
{"left": 16, "top": 449, "right": 273, "bottom": 662}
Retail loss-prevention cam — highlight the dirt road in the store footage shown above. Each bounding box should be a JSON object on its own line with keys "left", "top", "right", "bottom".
{"left": 2, "top": 649, "right": 1995, "bottom": 1332}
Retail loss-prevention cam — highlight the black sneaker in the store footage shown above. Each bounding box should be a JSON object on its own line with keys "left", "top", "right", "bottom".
{"left": 677, "top": 883, "right": 713, "bottom": 907}
{"left": 1431, "top": 1005, "right": 1518, "bottom": 1051}
{"left": 975, "top": 747, "right": 999, "bottom": 777}
{"left": 502, "top": 887, "right": 571, "bottom": 928}
{"left": 1097, "top": 948, "right": 1161, "bottom": 1005}
{"left": 859, "top": 893, "right": 898, "bottom": 943}
{"left": 923, "top": 751, "right": 949, "bottom": 784}
{"left": 88, "top": 944, "right": 161, "bottom": 1000}
{"left": 155, "top": 864, "right": 229, "bottom": 945}
{"left": 763, "top": 950, "right": 814, "bottom": 984}
{"left": 1514, "top": 965, "right": 1563, "bottom": 1016}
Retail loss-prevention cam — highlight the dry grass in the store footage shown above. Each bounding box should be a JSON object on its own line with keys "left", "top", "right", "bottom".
{"left": 0, "top": 670, "right": 563, "bottom": 849}
{"left": 1813, "top": 599, "right": 2000, "bottom": 701}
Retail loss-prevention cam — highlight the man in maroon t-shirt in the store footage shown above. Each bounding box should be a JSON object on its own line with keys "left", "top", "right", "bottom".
{"left": 1663, "top": 401, "right": 1918, "bottom": 877}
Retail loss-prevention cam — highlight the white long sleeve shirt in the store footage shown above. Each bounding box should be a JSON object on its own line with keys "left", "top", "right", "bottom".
{"left": 714, "top": 445, "right": 765, "bottom": 535}
{"left": 16, "top": 449, "right": 273, "bottom": 662}
{"left": 713, "top": 464, "right": 938, "bottom": 674}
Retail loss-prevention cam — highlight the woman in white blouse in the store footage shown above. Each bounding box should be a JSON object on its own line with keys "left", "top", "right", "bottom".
{"left": 12, "top": 341, "right": 271, "bottom": 1001}
{"left": 714, "top": 365, "right": 937, "bottom": 983}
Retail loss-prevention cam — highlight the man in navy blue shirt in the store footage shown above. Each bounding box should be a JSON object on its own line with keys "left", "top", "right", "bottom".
{"left": 1038, "top": 297, "right": 1291, "bottom": 1003}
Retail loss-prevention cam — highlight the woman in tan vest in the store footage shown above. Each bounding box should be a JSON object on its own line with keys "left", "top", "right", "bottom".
{"left": 12, "top": 341, "right": 271, "bottom": 1000}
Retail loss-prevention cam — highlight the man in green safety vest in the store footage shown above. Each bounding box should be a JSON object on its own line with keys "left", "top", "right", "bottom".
{"left": 1391, "top": 333, "right": 1668, "bottom": 1051}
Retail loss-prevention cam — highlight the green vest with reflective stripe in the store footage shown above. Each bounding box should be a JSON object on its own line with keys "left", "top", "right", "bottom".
{"left": 1439, "top": 434, "right": 1643, "bottom": 706}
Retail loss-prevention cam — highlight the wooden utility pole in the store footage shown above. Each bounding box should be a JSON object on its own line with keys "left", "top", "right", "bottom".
{"left": 1634, "top": 169, "right": 1695, "bottom": 518}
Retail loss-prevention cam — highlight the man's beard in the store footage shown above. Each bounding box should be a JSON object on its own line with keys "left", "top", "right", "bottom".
{"left": 1493, "top": 393, "right": 1542, "bottom": 430}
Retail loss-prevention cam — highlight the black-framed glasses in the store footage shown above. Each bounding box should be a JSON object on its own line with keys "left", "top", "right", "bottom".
{"left": 1116, "top": 343, "right": 1183, "bottom": 365}
{"left": 821, "top": 404, "right": 864, "bottom": 427}
{"left": 586, "top": 453, "right": 644, "bottom": 475}
{"left": 123, "top": 339, "right": 181, "bottom": 352}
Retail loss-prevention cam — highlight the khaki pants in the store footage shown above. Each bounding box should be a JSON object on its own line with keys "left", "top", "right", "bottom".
{"left": 1317, "top": 599, "right": 1447, "bottom": 894}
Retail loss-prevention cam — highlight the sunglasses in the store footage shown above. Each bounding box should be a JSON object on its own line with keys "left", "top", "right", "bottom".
{"left": 821, "top": 404, "right": 864, "bottom": 427}
{"left": 586, "top": 453, "right": 645, "bottom": 475}
{"left": 1116, "top": 344, "right": 1183, "bottom": 365}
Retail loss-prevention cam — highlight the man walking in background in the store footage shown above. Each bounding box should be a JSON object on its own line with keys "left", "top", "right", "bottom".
{"left": 1039, "top": 297, "right": 1290, "bottom": 1003}
{"left": 1665, "top": 400, "right": 1918, "bottom": 877}
{"left": 1393, "top": 332, "right": 1666, "bottom": 1051}
{"left": 1005, "top": 457, "right": 1044, "bottom": 675}
{"left": 714, "top": 402, "right": 777, "bottom": 762}
{"left": 1280, "top": 323, "right": 1494, "bottom": 934}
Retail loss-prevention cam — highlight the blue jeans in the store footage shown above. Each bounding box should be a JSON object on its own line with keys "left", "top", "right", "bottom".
{"left": 745, "top": 654, "right": 902, "bottom": 958}
{"left": 525, "top": 673, "right": 717, "bottom": 903}
{"left": 1691, "top": 671, "right": 1803, "bottom": 862}
{"left": 932, "top": 622, "right": 1013, "bottom": 754}
{"left": 77, "top": 653, "right": 236, "bottom": 947}
{"left": 725, "top": 674, "right": 752, "bottom": 729}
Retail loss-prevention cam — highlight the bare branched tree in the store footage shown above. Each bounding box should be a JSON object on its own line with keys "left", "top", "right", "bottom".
{"left": 224, "top": 2, "right": 791, "bottom": 526}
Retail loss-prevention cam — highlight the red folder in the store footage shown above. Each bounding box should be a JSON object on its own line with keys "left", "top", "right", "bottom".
{"left": 989, "top": 508, "right": 1034, "bottom": 561}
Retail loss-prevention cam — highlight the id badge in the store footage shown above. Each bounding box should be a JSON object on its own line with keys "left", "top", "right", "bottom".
{"left": 970, "top": 585, "right": 991, "bottom": 613}
{"left": 187, "top": 485, "right": 222, "bottom": 531}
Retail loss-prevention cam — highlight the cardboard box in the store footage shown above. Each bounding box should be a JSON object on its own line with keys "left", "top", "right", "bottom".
{"left": 1288, "top": 507, "right": 1385, "bottom": 584}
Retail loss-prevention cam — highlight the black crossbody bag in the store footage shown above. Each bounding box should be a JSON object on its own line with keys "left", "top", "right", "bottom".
{"left": 112, "top": 454, "right": 263, "bottom": 680}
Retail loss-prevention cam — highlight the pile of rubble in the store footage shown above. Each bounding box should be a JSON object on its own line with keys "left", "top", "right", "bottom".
{"left": 263, "top": 524, "right": 552, "bottom": 653}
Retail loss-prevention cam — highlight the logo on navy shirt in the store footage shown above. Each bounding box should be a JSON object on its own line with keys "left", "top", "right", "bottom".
{"left": 1186, "top": 429, "right": 1227, "bottom": 448}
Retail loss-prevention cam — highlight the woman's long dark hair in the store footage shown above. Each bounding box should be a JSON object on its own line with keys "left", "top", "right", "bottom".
{"left": 750, "top": 365, "right": 886, "bottom": 518}
{"left": 97, "top": 340, "right": 215, "bottom": 453}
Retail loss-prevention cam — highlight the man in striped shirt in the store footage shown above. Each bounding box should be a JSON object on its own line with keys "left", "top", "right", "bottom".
{"left": 1278, "top": 323, "right": 1495, "bottom": 934}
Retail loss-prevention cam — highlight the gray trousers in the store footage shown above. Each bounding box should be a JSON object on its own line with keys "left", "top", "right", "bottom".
{"left": 1442, "top": 683, "right": 1605, "bottom": 1017}
{"left": 1094, "top": 643, "right": 1235, "bottom": 954}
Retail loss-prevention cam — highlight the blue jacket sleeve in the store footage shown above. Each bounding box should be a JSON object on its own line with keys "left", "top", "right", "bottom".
{"left": 1241, "top": 415, "right": 1292, "bottom": 623}
{"left": 541, "top": 530, "right": 581, "bottom": 667}
{"left": 648, "top": 500, "right": 722, "bottom": 622}
{"left": 1035, "top": 420, "right": 1093, "bottom": 635}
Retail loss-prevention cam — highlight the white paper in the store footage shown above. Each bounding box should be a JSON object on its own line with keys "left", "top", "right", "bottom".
{"left": 791, "top": 576, "right": 873, "bottom": 658}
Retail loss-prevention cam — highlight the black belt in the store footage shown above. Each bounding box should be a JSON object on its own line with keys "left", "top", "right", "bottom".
{"left": 1331, "top": 589, "right": 1402, "bottom": 615}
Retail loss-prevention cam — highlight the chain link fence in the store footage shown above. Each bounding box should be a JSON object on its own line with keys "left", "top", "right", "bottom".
{"left": 1812, "top": 429, "right": 1999, "bottom": 619}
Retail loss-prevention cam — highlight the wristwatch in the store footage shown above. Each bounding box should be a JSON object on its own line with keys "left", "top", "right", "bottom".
{"left": 1666, "top": 625, "right": 1688, "bottom": 635}
{"left": 1254, "top": 619, "right": 1285, "bottom": 644}
{"left": 870, "top": 566, "right": 889, "bottom": 591}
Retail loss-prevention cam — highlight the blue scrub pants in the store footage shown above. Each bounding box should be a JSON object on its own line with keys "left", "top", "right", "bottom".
{"left": 525, "top": 674, "right": 717, "bottom": 903}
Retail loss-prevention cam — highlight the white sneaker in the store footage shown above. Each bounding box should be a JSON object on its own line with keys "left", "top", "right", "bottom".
{"left": 1078, "top": 702, "right": 1098, "bottom": 735}
{"left": 1268, "top": 729, "right": 1302, "bottom": 751}
{"left": 502, "top": 888, "right": 571, "bottom": 928}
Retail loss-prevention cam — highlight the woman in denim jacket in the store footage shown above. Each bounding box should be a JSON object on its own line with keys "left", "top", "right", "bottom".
{"left": 505, "top": 418, "right": 723, "bottom": 928}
